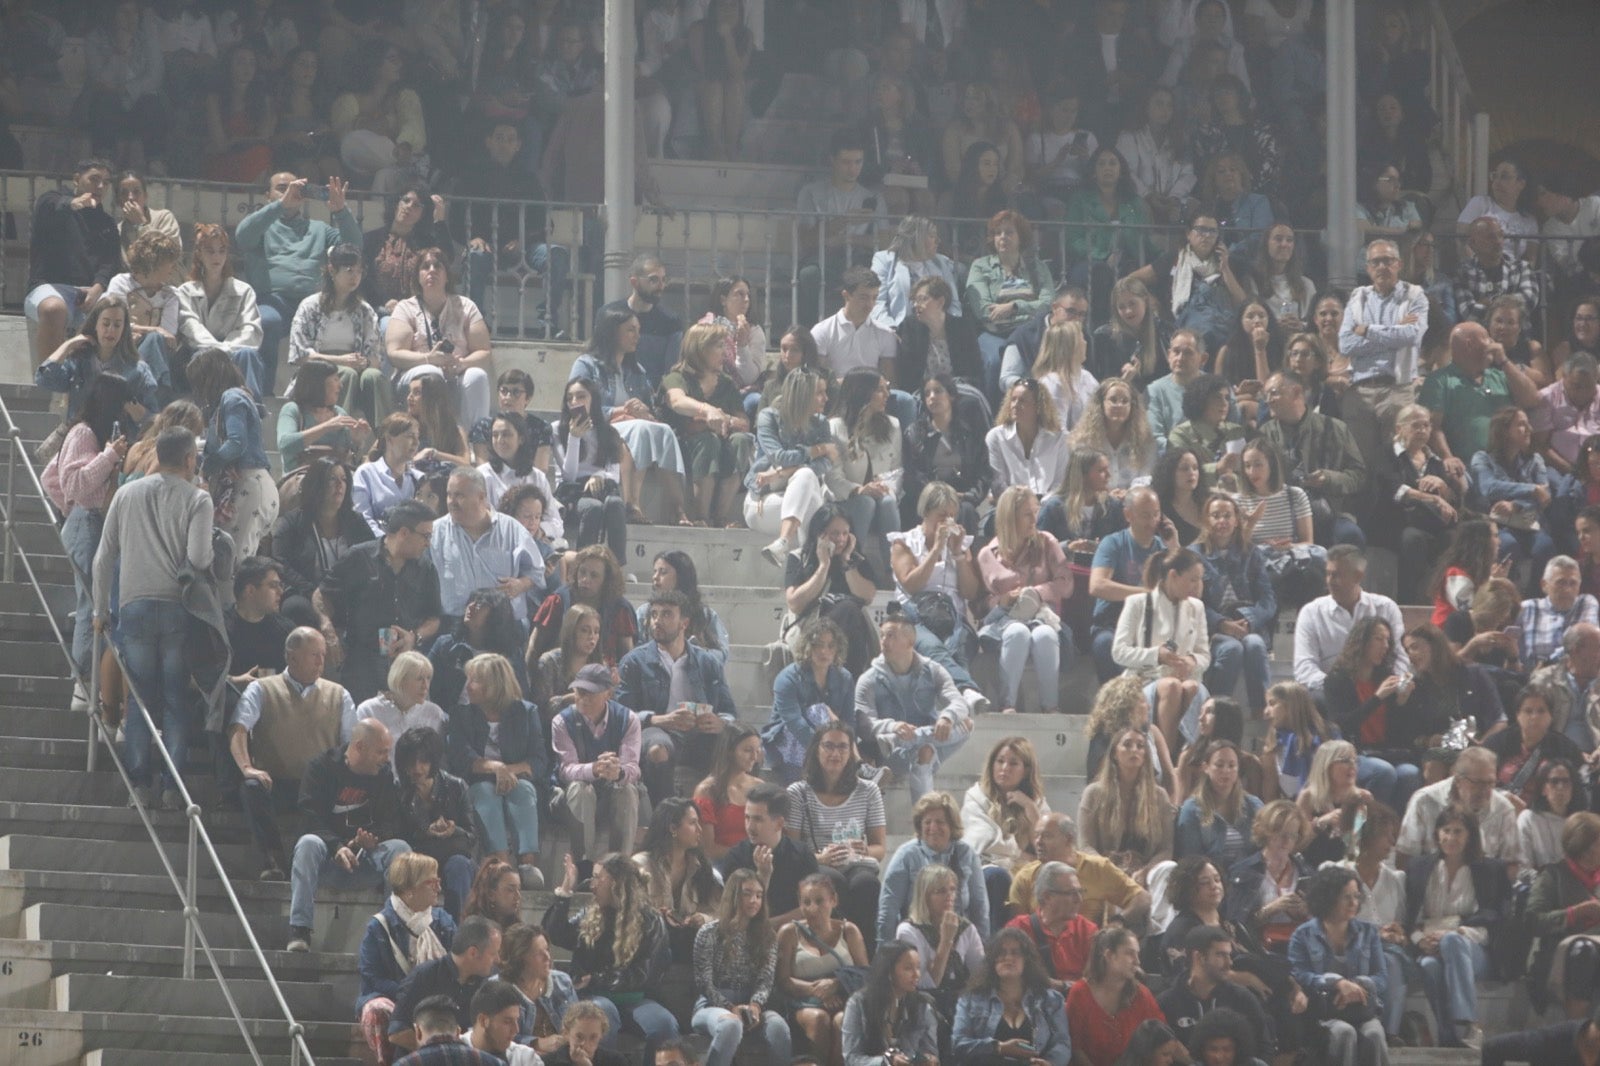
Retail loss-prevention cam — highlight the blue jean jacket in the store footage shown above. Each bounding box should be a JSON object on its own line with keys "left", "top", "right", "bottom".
{"left": 1287, "top": 916, "right": 1388, "bottom": 1005}
{"left": 356, "top": 899, "right": 458, "bottom": 1011}
{"left": 36, "top": 347, "right": 158, "bottom": 419}
{"left": 951, "top": 988, "right": 1072, "bottom": 1066}
{"left": 747, "top": 408, "right": 838, "bottom": 493}
{"left": 878, "top": 838, "right": 989, "bottom": 945}
{"left": 764, "top": 661, "right": 855, "bottom": 753}
{"left": 1174, "top": 795, "right": 1264, "bottom": 865}
{"left": 1193, "top": 541, "right": 1277, "bottom": 637}
{"left": 615, "top": 638, "right": 737, "bottom": 729}
{"left": 515, "top": 968, "right": 578, "bottom": 1043}
{"left": 569, "top": 352, "right": 654, "bottom": 418}
{"left": 205, "top": 387, "right": 271, "bottom": 474}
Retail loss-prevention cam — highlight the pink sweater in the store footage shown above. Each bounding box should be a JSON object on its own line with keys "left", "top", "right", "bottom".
{"left": 56, "top": 423, "right": 121, "bottom": 513}
{"left": 978, "top": 532, "right": 1074, "bottom": 612}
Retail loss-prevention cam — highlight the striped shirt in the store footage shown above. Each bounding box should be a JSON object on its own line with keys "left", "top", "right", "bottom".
{"left": 1236, "top": 486, "right": 1311, "bottom": 547}
{"left": 787, "top": 780, "right": 886, "bottom": 861}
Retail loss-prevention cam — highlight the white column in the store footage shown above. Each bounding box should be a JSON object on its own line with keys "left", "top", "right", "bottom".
{"left": 1325, "top": 0, "right": 1360, "bottom": 289}
{"left": 604, "top": 0, "right": 637, "bottom": 301}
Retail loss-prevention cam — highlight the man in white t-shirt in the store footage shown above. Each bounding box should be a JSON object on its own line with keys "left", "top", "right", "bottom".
{"left": 1537, "top": 180, "right": 1600, "bottom": 284}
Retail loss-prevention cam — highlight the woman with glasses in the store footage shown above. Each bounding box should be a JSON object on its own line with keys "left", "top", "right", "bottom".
{"left": 786, "top": 724, "right": 887, "bottom": 945}
{"left": 1122, "top": 211, "right": 1245, "bottom": 356}
{"left": 1296, "top": 741, "right": 1374, "bottom": 866}
{"left": 1516, "top": 757, "right": 1582, "bottom": 870}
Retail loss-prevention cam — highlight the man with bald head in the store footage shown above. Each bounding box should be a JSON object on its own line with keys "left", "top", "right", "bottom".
{"left": 230, "top": 626, "right": 358, "bottom": 881}
{"left": 1089, "top": 486, "right": 1178, "bottom": 681}
{"left": 1419, "top": 320, "right": 1540, "bottom": 476}
{"left": 1456, "top": 215, "right": 1543, "bottom": 328}
{"left": 1531, "top": 622, "right": 1600, "bottom": 758}
{"left": 1338, "top": 237, "right": 1430, "bottom": 469}
{"left": 287, "top": 717, "right": 409, "bottom": 952}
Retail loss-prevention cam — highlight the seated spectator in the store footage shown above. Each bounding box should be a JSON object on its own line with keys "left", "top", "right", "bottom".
{"left": 288, "top": 242, "right": 390, "bottom": 425}
{"left": 978, "top": 487, "right": 1072, "bottom": 714}
{"left": 691, "top": 868, "right": 793, "bottom": 1066}
{"left": 961, "top": 737, "right": 1048, "bottom": 926}
{"left": 390, "top": 724, "right": 474, "bottom": 917}
{"left": 1085, "top": 676, "right": 1179, "bottom": 792}
{"left": 1065, "top": 146, "right": 1154, "bottom": 312}
{"left": 634, "top": 797, "right": 721, "bottom": 961}
{"left": 550, "top": 665, "right": 647, "bottom": 860}
{"left": 1328, "top": 805, "right": 1412, "bottom": 1043}
{"left": 1554, "top": 299, "right": 1600, "bottom": 374}
{"left": 535, "top": 999, "right": 628, "bottom": 1066}
{"left": 795, "top": 134, "right": 889, "bottom": 329}
{"left": 272, "top": 459, "right": 371, "bottom": 614}
{"left": 1065, "top": 927, "right": 1166, "bottom": 1066}
{"left": 1378, "top": 403, "right": 1466, "bottom": 603}
{"left": 429, "top": 589, "right": 530, "bottom": 709}
{"left": 900, "top": 379, "right": 991, "bottom": 535}
{"left": 1193, "top": 493, "right": 1275, "bottom": 715}
{"left": 1090, "top": 278, "right": 1169, "bottom": 393}
{"left": 1484, "top": 685, "right": 1583, "bottom": 807}
{"left": 941, "top": 147, "right": 1014, "bottom": 253}
{"left": 109, "top": 170, "right": 180, "bottom": 270}
{"left": 1194, "top": 84, "right": 1280, "bottom": 210}
{"left": 464, "top": 860, "right": 522, "bottom": 931}
{"left": 331, "top": 45, "right": 427, "bottom": 194}
{"left": 897, "top": 278, "right": 984, "bottom": 410}
{"left": 1145, "top": 331, "right": 1208, "bottom": 450}
{"left": 1124, "top": 211, "right": 1245, "bottom": 358}
{"left": 430, "top": 465, "right": 542, "bottom": 630}
{"left": 223, "top": 555, "right": 292, "bottom": 693}
{"left": 1397, "top": 747, "right": 1519, "bottom": 869}
{"left": 319, "top": 498, "right": 441, "bottom": 704}
{"left": 388, "top": 917, "right": 504, "bottom": 1053}
{"left": 871, "top": 218, "right": 963, "bottom": 332}
{"left": 1526, "top": 811, "right": 1600, "bottom": 1018}
{"left": 1449, "top": 577, "right": 1529, "bottom": 688}
{"left": 1537, "top": 356, "right": 1600, "bottom": 485}
{"left": 715, "top": 781, "right": 818, "bottom": 929}
{"left": 550, "top": 379, "right": 629, "bottom": 559}
{"left": 966, "top": 211, "right": 1056, "bottom": 400}
{"left": 1223, "top": 799, "right": 1313, "bottom": 954}
{"left": 1246, "top": 224, "right": 1317, "bottom": 334}
{"left": 879, "top": 790, "right": 989, "bottom": 946}
{"left": 200, "top": 42, "right": 273, "bottom": 183}
{"left": 1517, "top": 758, "right": 1583, "bottom": 870}
{"left": 685, "top": 0, "right": 753, "bottom": 160}
{"left": 1405, "top": 622, "right": 1505, "bottom": 769}
{"left": 1404, "top": 806, "right": 1508, "bottom": 1050}
{"left": 1113, "top": 547, "right": 1211, "bottom": 751}
{"left": 1149, "top": 440, "right": 1216, "bottom": 553}
{"left": 660, "top": 322, "right": 755, "bottom": 527}
{"left": 406, "top": 374, "right": 473, "bottom": 470}
{"left": 1079, "top": 722, "right": 1178, "bottom": 887}
{"left": 1356, "top": 163, "right": 1423, "bottom": 242}
{"left": 1235, "top": 437, "right": 1321, "bottom": 592}
{"left": 1458, "top": 158, "right": 1539, "bottom": 259}
{"left": 1073, "top": 379, "right": 1160, "bottom": 492}
{"left": 987, "top": 377, "right": 1071, "bottom": 504}
{"left": 530, "top": 544, "right": 637, "bottom": 663}
{"left": 775, "top": 871, "right": 869, "bottom": 1058}
{"left": 1286, "top": 867, "right": 1390, "bottom": 1066}
{"left": 1026, "top": 85, "right": 1096, "bottom": 209}
{"left": 856, "top": 607, "right": 974, "bottom": 801}
{"left": 287, "top": 719, "right": 408, "bottom": 952}
{"left": 1168, "top": 374, "right": 1245, "bottom": 484}
{"left": 1090, "top": 488, "right": 1179, "bottom": 681}
{"left": 1259, "top": 371, "right": 1367, "bottom": 547}
{"left": 1000, "top": 286, "right": 1090, "bottom": 396}
{"left": 1000, "top": 860, "right": 1098, "bottom": 992}
{"left": 786, "top": 724, "right": 888, "bottom": 947}
{"left": 1176, "top": 741, "right": 1263, "bottom": 867}
{"left": 79, "top": 2, "right": 168, "bottom": 169}
{"left": 1031, "top": 322, "right": 1099, "bottom": 435}
{"left": 1322, "top": 620, "right": 1431, "bottom": 806}
{"left": 386, "top": 249, "right": 492, "bottom": 432}
{"left": 1039, "top": 449, "right": 1127, "bottom": 576}
{"left": 280, "top": 364, "right": 370, "bottom": 474}
{"left": 1116, "top": 85, "right": 1197, "bottom": 226}
{"left": 1174, "top": 699, "right": 1265, "bottom": 803}
{"left": 763, "top": 619, "right": 857, "bottom": 782}
{"left": 1473, "top": 406, "right": 1558, "bottom": 577}
{"left": 697, "top": 277, "right": 768, "bottom": 392}
{"left": 1531, "top": 620, "right": 1600, "bottom": 758}
{"left": 1518, "top": 557, "right": 1600, "bottom": 666}
{"left": 357, "top": 850, "right": 457, "bottom": 1062}
{"left": 745, "top": 370, "right": 845, "bottom": 564}
{"left": 1291, "top": 545, "right": 1409, "bottom": 697}
{"left": 530, "top": 603, "right": 606, "bottom": 723}
{"left": 782, "top": 504, "right": 881, "bottom": 677}
{"left": 180, "top": 223, "right": 266, "bottom": 398}
{"left": 362, "top": 183, "right": 454, "bottom": 320}
{"left": 891, "top": 863, "right": 986, "bottom": 1033}
{"left": 1457, "top": 217, "right": 1543, "bottom": 332}
{"left": 36, "top": 294, "right": 157, "bottom": 419}
{"left": 447, "top": 653, "right": 548, "bottom": 886}
{"left": 190, "top": 347, "right": 278, "bottom": 556}
{"left": 690, "top": 726, "right": 762, "bottom": 862}
{"left": 855, "top": 73, "right": 939, "bottom": 216}
{"left": 841, "top": 942, "right": 940, "bottom": 1066}
{"left": 24, "top": 159, "right": 121, "bottom": 367}
{"left": 1156, "top": 925, "right": 1273, "bottom": 1057}
{"left": 640, "top": 551, "right": 727, "bottom": 662}
{"left": 942, "top": 82, "right": 1026, "bottom": 192}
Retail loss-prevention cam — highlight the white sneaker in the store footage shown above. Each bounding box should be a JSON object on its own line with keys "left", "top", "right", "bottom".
{"left": 761, "top": 538, "right": 790, "bottom": 567}
{"left": 1458, "top": 1024, "right": 1483, "bottom": 1051}
{"left": 962, "top": 689, "right": 992, "bottom": 717}
{"left": 71, "top": 681, "right": 89, "bottom": 714}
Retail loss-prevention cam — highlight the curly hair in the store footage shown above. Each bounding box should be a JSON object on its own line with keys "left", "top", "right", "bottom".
{"left": 570, "top": 544, "right": 626, "bottom": 603}
{"left": 1332, "top": 616, "right": 1395, "bottom": 682}
{"left": 1427, "top": 519, "right": 1497, "bottom": 605}
{"left": 578, "top": 853, "right": 651, "bottom": 969}
{"left": 1190, "top": 1006, "right": 1256, "bottom": 1062}
{"left": 966, "top": 926, "right": 1053, "bottom": 995}
{"left": 1086, "top": 675, "right": 1148, "bottom": 740}
{"left": 125, "top": 230, "right": 182, "bottom": 277}
{"left": 1167, "top": 855, "right": 1222, "bottom": 915}
{"left": 1302, "top": 864, "right": 1360, "bottom": 920}
{"left": 1070, "top": 378, "right": 1155, "bottom": 469}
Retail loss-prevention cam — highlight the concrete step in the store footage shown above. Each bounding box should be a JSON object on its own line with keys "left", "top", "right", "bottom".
{"left": 615, "top": 522, "right": 780, "bottom": 588}
{"left": 1, "top": 707, "right": 102, "bottom": 740}
{"left": 0, "top": 736, "right": 102, "bottom": 772}
{"left": 0, "top": 769, "right": 215, "bottom": 808}
{"left": 0, "top": 581, "right": 74, "bottom": 615}
{"left": 83, "top": 1051, "right": 362, "bottom": 1066}
{"left": 51, "top": 972, "right": 349, "bottom": 1025}
{"left": 0, "top": 801, "right": 251, "bottom": 846}
{"left": 651, "top": 158, "right": 812, "bottom": 212}
{"left": 0, "top": 1004, "right": 356, "bottom": 1063}
{"left": 0, "top": 381, "right": 59, "bottom": 413}
{"left": 1, "top": 836, "right": 255, "bottom": 883}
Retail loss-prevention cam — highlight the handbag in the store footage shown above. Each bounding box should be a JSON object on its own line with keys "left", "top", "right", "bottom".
{"left": 769, "top": 702, "right": 835, "bottom": 769}
{"left": 1264, "top": 544, "right": 1328, "bottom": 606}
{"left": 1308, "top": 981, "right": 1377, "bottom": 1027}
{"left": 794, "top": 921, "right": 868, "bottom": 995}
{"left": 911, "top": 590, "right": 958, "bottom": 642}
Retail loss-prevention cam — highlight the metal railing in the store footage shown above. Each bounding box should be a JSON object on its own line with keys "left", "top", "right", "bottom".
{"left": 1426, "top": 0, "right": 1491, "bottom": 203}
{"left": 0, "top": 391, "right": 319, "bottom": 1065}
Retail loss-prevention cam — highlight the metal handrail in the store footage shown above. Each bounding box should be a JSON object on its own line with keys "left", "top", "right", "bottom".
{"left": 0, "top": 393, "right": 318, "bottom": 1065}
{"left": 1425, "top": 0, "right": 1491, "bottom": 202}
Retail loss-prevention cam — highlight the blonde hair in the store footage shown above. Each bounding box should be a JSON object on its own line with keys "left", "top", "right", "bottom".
{"left": 1085, "top": 675, "right": 1147, "bottom": 740}
{"left": 993, "top": 378, "right": 1062, "bottom": 432}
{"left": 577, "top": 854, "right": 649, "bottom": 968}
{"left": 1251, "top": 798, "right": 1310, "bottom": 850}
{"left": 912, "top": 791, "right": 964, "bottom": 838}
{"left": 1108, "top": 276, "right": 1162, "bottom": 378}
{"left": 1264, "top": 681, "right": 1327, "bottom": 759}
{"left": 465, "top": 652, "right": 522, "bottom": 711}
{"left": 1300, "top": 739, "right": 1358, "bottom": 817}
{"left": 386, "top": 650, "right": 433, "bottom": 700}
{"left": 994, "top": 485, "right": 1046, "bottom": 567}
{"left": 908, "top": 863, "right": 958, "bottom": 924}
{"left": 1031, "top": 321, "right": 1088, "bottom": 410}
{"left": 1071, "top": 378, "right": 1155, "bottom": 468}
{"left": 388, "top": 851, "right": 441, "bottom": 894}
{"left": 1086, "top": 725, "right": 1166, "bottom": 852}
{"left": 675, "top": 321, "right": 728, "bottom": 376}
{"left": 979, "top": 738, "right": 1044, "bottom": 842}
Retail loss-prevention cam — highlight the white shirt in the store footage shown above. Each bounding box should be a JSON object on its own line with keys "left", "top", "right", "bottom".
{"left": 1041, "top": 368, "right": 1100, "bottom": 433}
{"left": 1292, "top": 590, "right": 1410, "bottom": 692}
{"left": 984, "top": 423, "right": 1070, "bottom": 497}
{"left": 1332, "top": 858, "right": 1407, "bottom": 927}
{"left": 1338, "top": 280, "right": 1430, "bottom": 384}
{"left": 1458, "top": 195, "right": 1539, "bottom": 256}
{"left": 356, "top": 694, "right": 449, "bottom": 741}
{"left": 1517, "top": 808, "right": 1566, "bottom": 871}
{"left": 478, "top": 461, "right": 564, "bottom": 541}
{"left": 1115, "top": 128, "right": 1198, "bottom": 202}
{"left": 429, "top": 511, "right": 543, "bottom": 622}
{"left": 887, "top": 524, "right": 973, "bottom": 621}
{"left": 812, "top": 309, "right": 898, "bottom": 378}
{"left": 1415, "top": 861, "right": 1487, "bottom": 946}
{"left": 1542, "top": 195, "right": 1600, "bottom": 278}
{"left": 1398, "top": 777, "right": 1518, "bottom": 866}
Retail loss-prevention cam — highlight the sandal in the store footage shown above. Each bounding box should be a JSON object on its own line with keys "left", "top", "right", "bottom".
{"left": 626, "top": 504, "right": 652, "bottom": 524}
{"left": 677, "top": 514, "right": 696, "bottom": 526}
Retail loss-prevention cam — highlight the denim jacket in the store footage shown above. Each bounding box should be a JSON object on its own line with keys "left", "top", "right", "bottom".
{"left": 1287, "top": 916, "right": 1387, "bottom": 1002}
{"left": 842, "top": 989, "right": 940, "bottom": 1066}
{"left": 1192, "top": 540, "right": 1277, "bottom": 637}
{"left": 356, "top": 898, "right": 457, "bottom": 1010}
{"left": 615, "top": 639, "right": 736, "bottom": 729}
{"left": 569, "top": 352, "right": 654, "bottom": 417}
{"left": 746, "top": 408, "right": 849, "bottom": 496}
{"left": 514, "top": 969, "right": 579, "bottom": 1043}
{"left": 35, "top": 346, "right": 158, "bottom": 419}
{"left": 204, "top": 387, "right": 271, "bottom": 475}
{"left": 878, "top": 838, "right": 989, "bottom": 944}
{"left": 1174, "top": 794, "right": 1264, "bottom": 865}
{"left": 1471, "top": 449, "right": 1552, "bottom": 509}
{"left": 951, "top": 988, "right": 1072, "bottom": 1066}
{"left": 764, "top": 661, "right": 855, "bottom": 754}
{"left": 855, "top": 653, "right": 968, "bottom": 739}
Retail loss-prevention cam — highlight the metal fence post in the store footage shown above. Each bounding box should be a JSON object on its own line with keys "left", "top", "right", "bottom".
{"left": 87, "top": 628, "right": 100, "bottom": 772}
{"left": 183, "top": 812, "right": 199, "bottom": 979}
{"left": 4, "top": 435, "right": 14, "bottom": 585}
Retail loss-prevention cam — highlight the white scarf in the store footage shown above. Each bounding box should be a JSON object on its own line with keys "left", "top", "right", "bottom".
{"left": 1169, "top": 247, "right": 1220, "bottom": 316}
{"left": 387, "top": 893, "right": 447, "bottom": 974}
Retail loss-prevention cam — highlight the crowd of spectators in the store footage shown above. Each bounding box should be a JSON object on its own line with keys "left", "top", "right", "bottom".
{"left": 16, "top": 3, "right": 1600, "bottom": 1066}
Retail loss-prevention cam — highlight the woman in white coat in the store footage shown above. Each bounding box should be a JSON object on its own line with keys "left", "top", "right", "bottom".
{"left": 829, "top": 368, "right": 901, "bottom": 581}
{"left": 870, "top": 216, "right": 964, "bottom": 330}
{"left": 1112, "top": 546, "right": 1211, "bottom": 758}
{"left": 961, "top": 737, "right": 1051, "bottom": 926}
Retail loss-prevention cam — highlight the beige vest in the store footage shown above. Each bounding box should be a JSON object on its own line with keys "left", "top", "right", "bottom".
{"left": 251, "top": 675, "right": 345, "bottom": 783}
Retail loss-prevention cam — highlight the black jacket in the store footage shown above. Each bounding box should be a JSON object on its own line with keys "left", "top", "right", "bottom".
{"left": 1224, "top": 849, "right": 1314, "bottom": 934}
{"left": 1156, "top": 973, "right": 1276, "bottom": 1056}
{"left": 1485, "top": 727, "right": 1586, "bottom": 804}
{"left": 399, "top": 768, "right": 477, "bottom": 862}
{"left": 542, "top": 893, "right": 670, "bottom": 996}
{"left": 269, "top": 506, "right": 376, "bottom": 599}
{"left": 297, "top": 744, "right": 406, "bottom": 852}
{"left": 894, "top": 315, "right": 984, "bottom": 394}
{"left": 446, "top": 700, "right": 550, "bottom": 792}
{"left": 901, "top": 407, "right": 993, "bottom": 520}
{"left": 28, "top": 190, "right": 120, "bottom": 292}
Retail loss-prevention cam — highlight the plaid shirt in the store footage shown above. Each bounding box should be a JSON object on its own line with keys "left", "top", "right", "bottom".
{"left": 1518, "top": 594, "right": 1600, "bottom": 666}
{"left": 1454, "top": 250, "right": 1542, "bottom": 325}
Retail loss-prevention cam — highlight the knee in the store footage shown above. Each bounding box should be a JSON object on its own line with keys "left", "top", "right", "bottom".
{"left": 647, "top": 745, "right": 673, "bottom": 764}
{"left": 1155, "top": 677, "right": 1180, "bottom": 700}
{"left": 36, "top": 296, "right": 66, "bottom": 321}
{"left": 293, "top": 834, "right": 326, "bottom": 863}
{"left": 462, "top": 366, "right": 489, "bottom": 389}
{"left": 916, "top": 744, "right": 935, "bottom": 764}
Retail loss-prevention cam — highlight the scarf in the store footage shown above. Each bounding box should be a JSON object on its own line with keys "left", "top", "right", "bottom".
{"left": 1169, "top": 246, "right": 1220, "bottom": 316}
{"left": 387, "top": 893, "right": 447, "bottom": 974}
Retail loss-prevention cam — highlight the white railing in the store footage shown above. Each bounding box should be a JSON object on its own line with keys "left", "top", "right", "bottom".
{"left": 1426, "top": 0, "right": 1491, "bottom": 203}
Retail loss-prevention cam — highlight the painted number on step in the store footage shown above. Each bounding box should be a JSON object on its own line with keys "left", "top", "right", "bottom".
{"left": 731, "top": 548, "right": 741, "bottom": 560}
{"left": 0, "top": 960, "right": 11, "bottom": 975}
{"left": 17, "top": 1032, "right": 44, "bottom": 1047}
{"left": 1055, "top": 734, "right": 1069, "bottom": 747}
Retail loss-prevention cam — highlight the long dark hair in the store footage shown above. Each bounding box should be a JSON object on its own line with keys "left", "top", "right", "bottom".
{"left": 701, "top": 723, "right": 759, "bottom": 806}
{"left": 289, "top": 360, "right": 341, "bottom": 411}
{"left": 559, "top": 378, "right": 622, "bottom": 466}
{"left": 1219, "top": 300, "right": 1286, "bottom": 385}
{"left": 802, "top": 722, "right": 861, "bottom": 794}
{"left": 1151, "top": 446, "right": 1210, "bottom": 516}
{"left": 951, "top": 140, "right": 1008, "bottom": 220}
{"left": 456, "top": 588, "right": 525, "bottom": 664}
{"left": 186, "top": 346, "right": 248, "bottom": 415}
{"left": 708, "top": 276, "right": 760, "bottom": 327}
{"left": 298, "top": 456, "right": 357, "bottom": 521}
{"left": 590, "top": 308, "right": 639, "bottom": 366}
{"left": 799, "top": 502, "right": 851, "bottom": 573}
{"left": 319, "top": 243, "right": 365, "bottom": 313}
{"left": 384, "top": 179, "right": 447, "bottom": 245}
{"left": 653, "top": 550, "right": 721, "bottom": 652}
{"left": 74, "top": 372, "right": 135, "bottom": 448}
{"left": 1427, "top": 519, "right": 1497, "bottom": 604}
{"left": 1530, "top": 757, "right": 1583, "bottom": 814}
{"left": 486, "top": 411, "right": 538, "bottom": 477}
{"left": 858, "top": 942, "right": 931, "bottom": 1053}
{"left": 637, "top": 796, "right": 720, "bottom": 903}
{"left": 966, "top": 926, "right": 1053, "bottom": 995}
{"left": 214, "top": 43, "right": 269, "bottom": 123}
{"left": 833, "top": 367, "right": 893, "bottom": 443}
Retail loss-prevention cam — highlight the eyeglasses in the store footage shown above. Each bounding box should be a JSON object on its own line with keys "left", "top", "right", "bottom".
{"left": 1368, "top": 256, "right": 1399, "bottom": 267}
{"left": 499, "top": 386, "right": 527, "bottom": 397}
{"left": 819, "top": 741, "right": 852, "bottom": 753}
{"left": 1191, "top": 225, "right": 1220, "bottom": 236}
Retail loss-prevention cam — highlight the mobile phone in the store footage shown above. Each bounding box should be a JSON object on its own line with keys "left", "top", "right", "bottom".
{"left": 302, "top": 182, "right": 331, "bottom": 201}
{"left": 862, "top": 196, "right": 878, "bottom": 211}
{"left": 437, "top": 339, "right": 455, "bottom": 355}
{"left": 111, "top": 420, "right": 123, "bottom": 441}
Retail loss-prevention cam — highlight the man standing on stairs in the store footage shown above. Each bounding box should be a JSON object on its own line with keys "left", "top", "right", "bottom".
{"left": 92, "top": 425, "right": 214, "bottom": 811}
{"left": 599, "top": 253, "right": 682, "bottom": 384}
{"left": 287, "top": 717, "right": 410, "bottom": 952}
{"left": 229, "top": 625, "right": 358, "bottom": 880}
{"left": 616, "top": 589, "right": 736, "bottom": 807}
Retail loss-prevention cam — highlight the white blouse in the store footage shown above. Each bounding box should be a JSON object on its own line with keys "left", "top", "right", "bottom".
{"left": 1415, "top": 862, "right": 1487, "bottom": 946}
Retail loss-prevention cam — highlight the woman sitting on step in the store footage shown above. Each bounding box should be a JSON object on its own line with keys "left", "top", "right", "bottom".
{"left": 356, "top": 852, "right": 456, "bottom": 1064}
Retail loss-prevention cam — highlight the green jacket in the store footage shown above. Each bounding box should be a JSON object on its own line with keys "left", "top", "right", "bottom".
{"left": 1258, "top": 411, "right": 1367, "bottom": 511}
{"left": 1168, "top": 419, "right": 1247, "bottom": 481}
{"left": 964, "top": 254, "right": 1055, "bottom": 337}
{"left": 1064, "top": 189, "right": 1152, "bottom": 263}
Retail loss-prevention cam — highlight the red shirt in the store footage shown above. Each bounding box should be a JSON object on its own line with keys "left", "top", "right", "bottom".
{"left": 1353, "top": 679, "right": 1388, "bottom": 747}
{"left": 693, "top": 795, "right": 748, "bottom": 848}
{"left": 1005, "top": 912, "right": 1098, "bottom": 982}
{"left": 1066, "top": 980, "right": 1166, "bottom": 1066}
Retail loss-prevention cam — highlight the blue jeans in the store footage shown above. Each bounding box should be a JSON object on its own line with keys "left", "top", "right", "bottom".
{"left": 1356, "top": 755, "right": 1420, "bottom": 810}
{"left": 1500, "top": 526, "right": 1557, "bottom": 588}
{"left": 884, "top": 721, "right": 970, "bottom": 799}
{"left": 1091, "top": 626, "right": 1121, "bottom": 682}
{"left": 62, "top": 506, "right": 102, "bottom": 678}
{"left": 693, "top": 1004, "right": 792, "bottom": 1066}
{"left": 585, "top": 994, "right": 680, "bottom": 1053}
{"left": 469, "top": 778, "right": 541, "bottom": 854}
{"left": 996, "top": 620, "right": 1061, "bottom": 711}
{"left": 888, "top": 388, "right": 917, "bottom": 434}
{"left": 257, "top": 294, "right": 289, "bottom": 395}
{"left": 914, "top": 622, "right": 977, "bottom": 691}
{"left": 120, "top": 597, "right": 192, "bottom": 790}
{"left": 228, "top": 347, "right": 265, "bottom": 399}
{"left": 137, "top": 331, "right": 174, "bottom": 401}
{"left": 1418, "top": 931, "right": 1489, "bottom": 1045}
{"left": 1207, "top": 632, "right": 1270, "bottom": 712}
{"left": 288, "top": 832, "right": 410, "bottom": 931}
{"left": 440, "top": 853, "right": 474, "bottom": 922}
{"left": 1381, "top": 942, "right": 1409, "bottom": 1036}
{"left": 978, "top": 331, "right": 1007, "bottom": 403}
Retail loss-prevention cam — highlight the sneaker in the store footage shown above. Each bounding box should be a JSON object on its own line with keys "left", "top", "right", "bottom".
{"left": 962, "top": 689, "right": 992, "bottom": 717}
{"left": 259, "top": 865, "right": 287, "bottom": 882}
{"left": 286, "top": 926, "right": 312, "bottom": 953}
{"left": 1458, "top": 1024, "right": 1483, "bottom": 1051}
{"left": 519, "top": 864, "right": 546, "bottom": 890}
{"left": 127, "top": 785, "right": 153, "bottom": 808}
{"left": 761, "top": 537, "right": 790, "bottom": 568}
{"left": 71, "top": 680, "right": 89, "bottom": 714}
{"left": 160, "top": 788, "right": 185, "bottom": 811}
{"left": 857, "top": 763, "right": 889, "bottom": 789}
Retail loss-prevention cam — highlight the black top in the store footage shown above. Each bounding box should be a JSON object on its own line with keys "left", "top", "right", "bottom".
{"left": 28, "top": 190, "right": 121, "bottom": 292}
{"left": 389, "top": 954, "right": 483, "bottom": 1036}
{"left": 894, "top": 315, "right": 984, "bottom": 393}
{"left": 715, "top": 835, "right": 819, "bottom": 917}
{"left": 399, "top": 768, "right": 477, "bottom": 861}
{"left": 1156, "top": 974, "right": 1275, "bottom": 1056}
{"left": 226, "top": 609, "right": 293, "bottom": 675}
{"left": 298, "top": 744, "right": 406, "bottom": 852}
{"left": 270, "top": 507, "right": 377, "bottom": 599}
{"left": 451, "top": 157, "right": 548, "bottom": 254}
{"left": 319, "top": 539, "right": 444, "bottom": 661}
{"left": 600, "top": 297, "right": 682, "bottom": 340}
{"left": 785, "top": 550, "right": 878, "bottom": 599}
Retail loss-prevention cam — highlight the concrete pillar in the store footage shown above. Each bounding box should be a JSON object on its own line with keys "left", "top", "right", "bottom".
{"left": 603, "top": 0, "right": 637, "bottom": 303}
{"left": 1325, "top": 0, "right": 1360, "bottom": 289}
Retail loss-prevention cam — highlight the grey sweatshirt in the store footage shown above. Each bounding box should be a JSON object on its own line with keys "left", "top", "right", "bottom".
{"left": 93, "top": 472, "right": 214, "bottom": 615}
